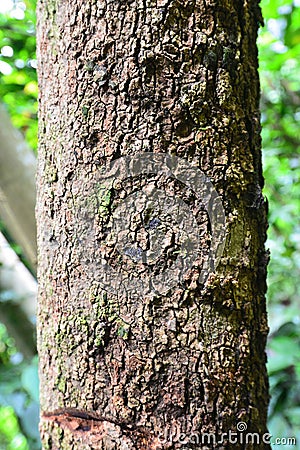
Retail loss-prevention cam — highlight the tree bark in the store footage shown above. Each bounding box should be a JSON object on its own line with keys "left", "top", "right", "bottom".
{"left": 37, "top": 0, "right": 269, "bottom": 448}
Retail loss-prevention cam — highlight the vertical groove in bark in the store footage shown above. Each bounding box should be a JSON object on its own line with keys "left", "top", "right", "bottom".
{"left": 37, "top": 0, "right": 269, "bottom": 448}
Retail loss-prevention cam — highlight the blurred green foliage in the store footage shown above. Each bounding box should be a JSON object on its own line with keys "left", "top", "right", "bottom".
{"left": 259, "top": 0, "right": 300, "bottom": 446}
{"left": 0, "top": 323, "right": 39, "bottom": 449}
{"left": 0, "top": 0, "right": 37, "bottom": 151}
{"left": 0, "top": 1, "right": 40, "bottom": 448}
{"left": 0, "top": 0, "right": 300, "bottom": 448}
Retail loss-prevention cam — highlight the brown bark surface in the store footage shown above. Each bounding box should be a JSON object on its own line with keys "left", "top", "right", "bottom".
{"left": 37, "top": 0, "right": 270, "bottom": 448}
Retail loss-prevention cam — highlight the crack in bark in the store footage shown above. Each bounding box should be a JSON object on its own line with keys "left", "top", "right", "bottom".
{"left": 41, "top": 408, "right": 160, "bottom": 449}
{"left": 42, "top": 408, "right": 134, "bottom": 431}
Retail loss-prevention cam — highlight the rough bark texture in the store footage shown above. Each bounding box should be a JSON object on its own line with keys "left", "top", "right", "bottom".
{"left": 37, "top": 0, "right": 270, "bottom": 449}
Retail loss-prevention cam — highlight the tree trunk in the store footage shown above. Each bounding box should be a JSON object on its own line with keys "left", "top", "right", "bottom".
{"left": 37, "top": 0, "right": 269, "bottom": 448}
{"left": 0, "top": 232, "right": 37, "bottom": 359}
{"left": 0, "top": 104, "right": 37, "bottom": 272}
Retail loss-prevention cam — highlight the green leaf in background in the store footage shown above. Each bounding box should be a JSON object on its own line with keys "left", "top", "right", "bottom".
{"left": 0, "top": 406, "right": 29, "bottom": 450}
{"left": 267, "top": 336, "right": 299, "bottom": 373}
